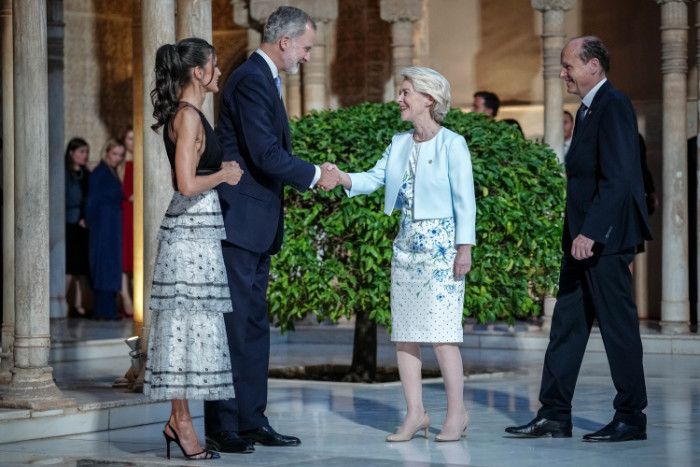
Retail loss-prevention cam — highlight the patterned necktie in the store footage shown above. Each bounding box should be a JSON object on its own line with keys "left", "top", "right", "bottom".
{"left": 274, "top": 75, "right": 282, "bottom": 98}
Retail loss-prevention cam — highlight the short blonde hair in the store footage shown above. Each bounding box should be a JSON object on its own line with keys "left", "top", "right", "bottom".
{"left": 400, "top": 66, "right": 451, "bottom": 123}
{"left": 100, "top": 138, "right": 125, "bottom": 162}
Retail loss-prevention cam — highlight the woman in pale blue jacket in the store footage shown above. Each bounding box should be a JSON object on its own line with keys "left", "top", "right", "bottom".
{"left": 331, "top": 66, "right": 476, "bottom": 442}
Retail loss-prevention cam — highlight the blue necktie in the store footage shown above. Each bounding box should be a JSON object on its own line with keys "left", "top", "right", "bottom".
{"left": 274, "top": 75, "right": 282, "bottom": 98}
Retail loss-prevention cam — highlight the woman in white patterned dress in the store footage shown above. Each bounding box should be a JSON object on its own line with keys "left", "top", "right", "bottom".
{"left": 145, "top": 38, "right": 243, "bottom": 460}
{"left": 331, "top": 67, "right": 476, "bottom": 442}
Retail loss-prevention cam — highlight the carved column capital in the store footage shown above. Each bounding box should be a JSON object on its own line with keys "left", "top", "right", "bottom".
{"left": 231, "top": 0, "right": 251, "bottom": 28}
{"left": 249, "top": 0, "right": 337, "bottom": 24}
{"left": 531, "top": 0, "right": 576, "bottom": 12}
{"left": 379, "top": 0, "right": 422, "bottom": 23}
{"left": 657, "top": 0, "right": 689, "bottom": 75}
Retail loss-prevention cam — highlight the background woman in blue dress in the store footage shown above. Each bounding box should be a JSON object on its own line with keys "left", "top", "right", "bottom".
{"left": 86, "top": 138, "right": 125, "bottom": 321}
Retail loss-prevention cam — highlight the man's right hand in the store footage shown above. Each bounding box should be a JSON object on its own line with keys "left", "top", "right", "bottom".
{"left": 221, "top": 161, "right": 243, "bottom": 186}
{"left": 571, "top": 234, "right": 595, "bottom": 260}
{"left": 317, "top": 162, "right": 341, "bottom": 191}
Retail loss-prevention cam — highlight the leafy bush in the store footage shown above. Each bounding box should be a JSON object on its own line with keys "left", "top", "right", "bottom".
{"left": 268, "top": 102, "right": 565, "bottom": 332}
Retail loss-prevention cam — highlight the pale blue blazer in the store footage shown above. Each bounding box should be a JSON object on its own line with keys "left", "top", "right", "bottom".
{"left": 346, "top": 127, "right": 477, "bottom": 245}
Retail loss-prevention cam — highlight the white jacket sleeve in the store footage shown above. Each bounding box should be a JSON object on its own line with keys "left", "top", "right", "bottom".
{"left": 344, "top": 142, "right": 391, "bottom": 197}
{"left": 448, "top": 136, "right": 477, "bottom": 245}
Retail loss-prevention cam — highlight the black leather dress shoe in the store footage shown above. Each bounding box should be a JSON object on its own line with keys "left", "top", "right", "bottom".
{"left": 205, "top": 431, "right": 255, "bottom": 453}
{"left": 505, "top": 416, "right": 572, "bottom": 438}
{"left": 582, "top": 420, "right": 646, "bottom": 442}
{"left": 240, "top": 425, "right": 301, "bottom": 446}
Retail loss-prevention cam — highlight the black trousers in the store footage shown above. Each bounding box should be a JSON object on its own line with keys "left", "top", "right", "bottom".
{"left": 204, "top": 242, "right": 271, "bottom": 434}
{"left": 537, "top": 252, "right": 647, "bottom": 426}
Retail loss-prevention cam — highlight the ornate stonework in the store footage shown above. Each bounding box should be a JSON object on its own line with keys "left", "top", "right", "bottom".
{"left": 249, "top": 0, "right": 337, "bottom": 23}
{"left": 531, "top": 0, "right": 576, "bottom": 11}
{"left": 379, "top": 0, "right": 422, "bottom": 23}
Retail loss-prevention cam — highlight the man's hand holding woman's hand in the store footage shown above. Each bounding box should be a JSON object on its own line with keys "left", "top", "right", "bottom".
{"left": 221, "top": 161, "right": 243, "bottom": 186}
{"left": 318, "top": 162, "right": 351, "bottom": 191}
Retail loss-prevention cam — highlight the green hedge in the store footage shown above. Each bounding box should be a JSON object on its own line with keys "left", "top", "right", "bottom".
{"left": 268, "top": 102, "right": 565, "bottom": 332}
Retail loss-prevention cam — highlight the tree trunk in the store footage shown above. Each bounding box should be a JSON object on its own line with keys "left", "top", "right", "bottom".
{"left": 343, "top": 307, "right": 377, "bottom": 382}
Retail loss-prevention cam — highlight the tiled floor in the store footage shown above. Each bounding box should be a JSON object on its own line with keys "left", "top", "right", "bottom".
{"left": 1, "top": 339, "right": 699, "bottom": 466}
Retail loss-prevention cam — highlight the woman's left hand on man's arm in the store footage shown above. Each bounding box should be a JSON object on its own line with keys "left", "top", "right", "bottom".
{"left": 453, "top": 244, "right": 472, "bottom": 277}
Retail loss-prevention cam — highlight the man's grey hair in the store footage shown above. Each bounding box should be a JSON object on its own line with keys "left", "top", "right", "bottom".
{"left": 400, "top": 66, "right": 452, "bottom": 123}
{"left": 262, "top": 6, "right": 316, "bottom": 44}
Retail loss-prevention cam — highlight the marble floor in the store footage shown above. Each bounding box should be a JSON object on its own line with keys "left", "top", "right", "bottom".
{"left": 1, "top": 342, "right": 699, "bottom": 466}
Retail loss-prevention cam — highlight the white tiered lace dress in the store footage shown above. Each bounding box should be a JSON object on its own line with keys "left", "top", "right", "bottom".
{"left": 143, "top": 190, "right": 235, "bottom": 400}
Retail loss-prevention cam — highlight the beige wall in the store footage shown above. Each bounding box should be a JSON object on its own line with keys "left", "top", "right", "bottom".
{"left": 64, "top": 0, "right": 133, "bottom": 164}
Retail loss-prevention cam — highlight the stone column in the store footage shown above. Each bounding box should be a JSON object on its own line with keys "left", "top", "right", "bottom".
{"left": 657, "top": 0, "right": 690, "bottom": 332}
{"left": 302, "top": 2, "right": 337, "bottom": 112}
{"left": 696, "top": 0, "right": 700, "bottom": 325}
{"left": 634, "top": 249, "right": 650, "bottom": 319}
{"left": 140, "top": 0, "right": 176, "bottom": 380}
{"left": 286, "top": 70, "right": 302, "bottom": 118}
{"left": 532, "top": 0, "right": 576, "bottom": 163}
{"left": 47, "top": 0, "right": 66, "bottom": 319}
{"left": 0, "top": 0, "right": 14, "bottom": 384}
{"left": 177, "top": 0, "right": 214, "bottom": 122}
{"left": 301, "top": 19, "right": 326, "bottom": 111}
{"left": 113, "top": 0, "right": 146, "bottom": 391}
{"left": 0, "top": 0, "right": 73, "bottom": 409}
{"left": 231, "top": 0, "right": 262, "bottom": 57}
{"left": 132, "top": 0, "right": 144, "bottom": 335}
{"left": 380, "top": 0, "right": 422, "bottom": 92}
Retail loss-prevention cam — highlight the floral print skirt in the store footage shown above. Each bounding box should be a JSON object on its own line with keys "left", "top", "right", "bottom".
{"left": 391, "top": 215, "right": 466, "bottom": 343}
{"left": 143, "top": 190, "right": 235, "bottom": 400}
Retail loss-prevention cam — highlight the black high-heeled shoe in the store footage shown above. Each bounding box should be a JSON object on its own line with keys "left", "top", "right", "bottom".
{"left": 163, "top": 423, "right": 220, "bottom": 460}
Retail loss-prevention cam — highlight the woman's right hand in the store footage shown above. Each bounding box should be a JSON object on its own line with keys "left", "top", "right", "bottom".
{"left": 220, "top": 161, "right": 243, "bottom": 186}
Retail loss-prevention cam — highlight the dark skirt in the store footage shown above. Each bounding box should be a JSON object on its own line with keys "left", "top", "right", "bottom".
{"left": 66, "top": 223, "right": 89, "bottom": 275}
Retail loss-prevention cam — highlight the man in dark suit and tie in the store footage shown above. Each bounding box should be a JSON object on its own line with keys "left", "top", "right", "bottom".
{"left": 204, "top": 6, "right": 338, "bottom": 453}
{"left": 505, "top": 36, "right": 652, "bottom": 442}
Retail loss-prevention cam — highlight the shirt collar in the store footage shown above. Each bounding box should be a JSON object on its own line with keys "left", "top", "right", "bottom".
{"left": 255, "top": 48, "right": 278, "bottom": 79}
{"left": 581, "top": 77, "right": 607, "bottom": 109}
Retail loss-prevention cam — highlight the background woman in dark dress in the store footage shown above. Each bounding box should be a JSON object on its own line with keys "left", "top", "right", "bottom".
{"left": 86, "top": 138, "right": 125, "bottom": 320}
{"left": 65, "top": 137, "right": 91, "bottom": 318}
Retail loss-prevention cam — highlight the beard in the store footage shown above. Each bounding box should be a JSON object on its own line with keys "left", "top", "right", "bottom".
{"left": 282, "top": 53, "right": 301, "bottom": 75}
{"left": 285, "top": 62, "right": 300, "bottom": 75}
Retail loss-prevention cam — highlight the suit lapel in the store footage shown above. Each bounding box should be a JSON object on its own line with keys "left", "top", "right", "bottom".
{"left": 567, "top": 81, "right": 611, "bottom": 157}
{"left": 249, "top": 53, "right": 292, "bottom": 151}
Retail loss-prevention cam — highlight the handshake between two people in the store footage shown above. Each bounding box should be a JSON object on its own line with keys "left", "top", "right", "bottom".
{"left": 317, "top": 162, "right": 350, "bottom": 191}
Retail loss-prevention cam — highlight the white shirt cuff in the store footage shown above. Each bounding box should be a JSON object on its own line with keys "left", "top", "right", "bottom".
{"left": 310, "top": 165, "right": 321, "bottom": 188}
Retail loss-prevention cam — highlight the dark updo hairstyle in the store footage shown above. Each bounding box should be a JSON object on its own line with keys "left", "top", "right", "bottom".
{"left": 150, "top": 37, "right": 215, "bottom": 131}
{"left": 64, "top": 137, "right": 90, "bottom": 169}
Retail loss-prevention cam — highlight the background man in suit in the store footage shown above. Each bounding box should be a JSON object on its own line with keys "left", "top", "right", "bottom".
{"left": 471, "top": 90, "right": 500, "bottom": 118}
{"left": 204, "top": 6, "right": 338, "bottom": 453}
{"left": 505, "top": 36, "right": 652, "bottom": 442}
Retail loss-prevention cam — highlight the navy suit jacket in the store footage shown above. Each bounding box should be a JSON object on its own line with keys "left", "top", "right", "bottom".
{"left": 564, "top": 81, "right": 652, "bottom": 255}
{"left": 216, "top": 52, "right": 315, "bottom": 254}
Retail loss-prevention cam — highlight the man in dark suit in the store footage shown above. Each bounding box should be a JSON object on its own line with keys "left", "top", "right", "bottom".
{"left": 505, "top": 36, "right": 652, "bottom": 442}
{"left": 204, "top": 6, "right": 338, "bottom": 453}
